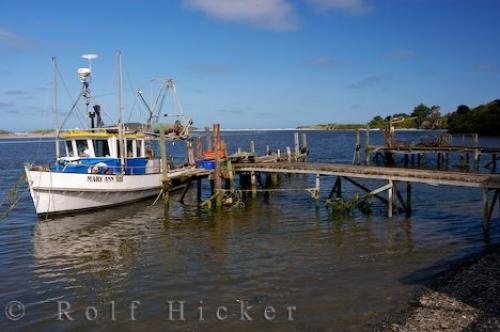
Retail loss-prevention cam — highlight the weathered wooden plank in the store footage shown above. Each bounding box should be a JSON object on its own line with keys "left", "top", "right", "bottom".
{"left": 233, "top": 162, "right": 500, "bottom": 189}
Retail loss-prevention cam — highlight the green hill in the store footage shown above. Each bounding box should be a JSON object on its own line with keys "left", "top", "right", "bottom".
{"left": 447, "top": 100, "right": 500, "bottom": 135}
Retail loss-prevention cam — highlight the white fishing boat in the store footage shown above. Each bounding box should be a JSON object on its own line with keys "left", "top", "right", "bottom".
{"left": 25, "top": 52, "right": 197, "bottom": 216}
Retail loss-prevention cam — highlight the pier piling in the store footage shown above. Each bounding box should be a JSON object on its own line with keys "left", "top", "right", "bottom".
{"left": 294, "top": 132, "right": 300, "bottom": 159}
{"left": 159, "top": 127, "right": 171, "bottom": 216}
{"left": 213, "top": 123, "right": 222, "bottom": 207}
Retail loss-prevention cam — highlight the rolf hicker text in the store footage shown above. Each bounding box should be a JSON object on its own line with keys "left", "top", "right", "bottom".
{"left": 4, "top": 300, "right": 296, "bottom": 322}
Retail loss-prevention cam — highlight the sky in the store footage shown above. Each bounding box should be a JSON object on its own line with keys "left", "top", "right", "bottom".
{"left": 0, "top": 0, "right": 499, "bottom": 131}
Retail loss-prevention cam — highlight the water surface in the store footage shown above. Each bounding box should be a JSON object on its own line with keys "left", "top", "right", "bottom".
{"left": 0, "top": 130, "right": 499, "bottom": 331}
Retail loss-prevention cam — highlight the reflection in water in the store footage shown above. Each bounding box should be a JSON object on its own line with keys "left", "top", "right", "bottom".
{"left": 33, "top": 201, "right": 156, "bottom": 283}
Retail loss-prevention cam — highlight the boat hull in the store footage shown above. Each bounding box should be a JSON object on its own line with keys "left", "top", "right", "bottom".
{"left": 24, "top": 166, "right": 188, "bottom": 216}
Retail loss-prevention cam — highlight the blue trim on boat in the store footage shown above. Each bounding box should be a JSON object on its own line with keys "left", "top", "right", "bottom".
{"left": 51, "top": 157, "right": 148, "bottom": 175}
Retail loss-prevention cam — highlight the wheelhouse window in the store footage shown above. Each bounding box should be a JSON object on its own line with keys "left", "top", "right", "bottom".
{"left": 93, "top": 139, "right": 110, "bottom": 157}
{"left": 76, "top": 139, "right": 90, "bottom": 157}
{"left": 126, "top": 140, "right": 134, "bottom": 157}
{"left": 65, "top": 140, "right": 74, "bottom": 157}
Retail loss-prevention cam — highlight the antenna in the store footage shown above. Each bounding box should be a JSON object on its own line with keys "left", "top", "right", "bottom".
{"left": 81, "top": 53, "right": 98, "bottom": 72}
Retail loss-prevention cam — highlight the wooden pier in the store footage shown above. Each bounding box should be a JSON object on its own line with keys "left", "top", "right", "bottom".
{"left": 233, "top": 161, "right": 500, "bottom": 231}
{"left": 158, "top": 125, "right": 499, "bottom": 234}
{"left": 355, "top": 128, "right": 500, "bottom": 171}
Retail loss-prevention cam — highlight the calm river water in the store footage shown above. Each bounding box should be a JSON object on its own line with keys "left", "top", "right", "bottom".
{"left": 0, "top": 130, "right": 499, "bottom": 331}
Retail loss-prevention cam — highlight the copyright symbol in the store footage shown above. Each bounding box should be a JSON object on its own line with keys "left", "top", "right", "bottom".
{"left": 5, "top": 301, "right": 25, "bottom": 321}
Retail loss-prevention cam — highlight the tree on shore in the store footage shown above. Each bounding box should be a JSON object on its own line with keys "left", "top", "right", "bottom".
{"left": 368, "top": 115, "right": 386, "bottom": 129}
{"left": 447, "top": 100, "right": 500, "bottom": 135}
{"left": 411, "top": 103, "right": 432, "bottom": 128}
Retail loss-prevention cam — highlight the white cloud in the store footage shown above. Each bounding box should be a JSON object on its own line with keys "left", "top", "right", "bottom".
{"left": 0, "top": 27, "right": 39, "bottom": 51}
{"left": 183, "top": 0, "right": 296, "bottom": 31}
{"left": 304, "top": 0, "right": 370, "bottom": 14}
{"left": 305, "top": 56, "right": 335, "bottom": 67}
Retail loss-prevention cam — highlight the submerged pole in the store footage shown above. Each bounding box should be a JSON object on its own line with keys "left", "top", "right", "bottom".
{"left": 482, "top": 188, "right": 490, "bottom": 232}
{"left": 387, "top": 180, "right": 393, "bottom": 218}
{"left": 314, "top": 174, "right": 320, "bottom": 201}
{"left": 213, "top": 123, "right": 222, "bottom": 207}
{"left": 159, "top": 127, "right": 171, "bottom": 213}
{"left": 251, "top": 171, "right": 257, "bottom": 198}
{"left": 406, "top": 182, "right": 412, "bottom": 217}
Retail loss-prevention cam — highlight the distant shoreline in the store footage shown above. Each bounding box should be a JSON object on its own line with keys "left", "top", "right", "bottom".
{"left": 0, "top": 134, "right": 56, "bottom": 139}
{"left": 0, "top": 128, "right": 450, "bottom": 140}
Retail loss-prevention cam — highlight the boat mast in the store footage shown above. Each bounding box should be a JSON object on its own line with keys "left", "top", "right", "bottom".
{"left": 51, "top": 56, "right": 60, "bottom": 159}
{"left": 117, "top": 50, "right": 126, "bottom": 174}
{"left": 81, "top": 54, "right": 98, "bottom": 130}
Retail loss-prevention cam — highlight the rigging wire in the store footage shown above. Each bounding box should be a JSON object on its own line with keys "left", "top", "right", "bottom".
{"left": 55, "top": 63, "right": 86, "bottom": 129}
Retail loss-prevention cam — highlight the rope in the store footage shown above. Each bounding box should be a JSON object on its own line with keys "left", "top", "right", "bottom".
{"left": 0, "top": 172, "right": 28, "bottom": 219}
{"left": 216, "top": 188, "right": 316, "bottom": 193}
{"left": 150, "top": 189, "right": 164, "bottom": 206}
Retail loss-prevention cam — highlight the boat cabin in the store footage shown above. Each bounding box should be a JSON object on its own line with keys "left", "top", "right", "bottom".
{"left": 61, "top": 130, "right": 146, "bottom": 159}
{"left": 56, "top": 130, "right": 155, "bottom": 175}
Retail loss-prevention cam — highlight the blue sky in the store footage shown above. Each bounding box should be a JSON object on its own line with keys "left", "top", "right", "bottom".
{"left": 0, "top": 0, "right": 499, "bottom": 130}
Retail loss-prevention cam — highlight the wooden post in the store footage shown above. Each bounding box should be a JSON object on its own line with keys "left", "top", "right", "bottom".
{"left": 251, "top": 171, "right": 257, "bottom": 198}
{"left": 286, "top": 147, "right": 292, "bottom": 162}
{"left": 196, "top": 136, "right": 203, "bottom": 159}
{"left": 365, "top": 129, "right": 370, "bottom": 165}
{"left": 197, "top": 178, "right": 202, "bottom": 202}
{"left": 266, "top": 145, "right": 270, "bottom": 155}
{"left": 482, "top": 188, "right": 489, "bottom": 232}
{"left": 354, "top": 129, "right": 360, "bottom": 165}
{"left": 224, "top": 141, "right": 235, "bottom": 190}
{"left": 213, "top": 124, "right": 222, "bottom": 207}
{"left": 205, "top": 127, "right": 212, "bottom": 151}
{"left": 250, "top": 140, "right": 255, "bottom": 154}
{"left": 301, "top": 133, "right": 307, "bottom": 151}
{"left": 277, "top": 149, "right": 281, "bottom": 159}
{"left": 159, "top": 127, "right": 171, "bottom": 215}
{"left": 328, "top": 176, "right": 342, "bottom": 199}
{"left": 209, "top": 175, "right": 214, "bottom": 195}
{"left": 314, "top": 174, "right": 320, "bottom": 201}
{"left": 187, "top": 138, "right": 195, "bottom": 165}
{"left": 270, "top": 173, "right": 279, "bottom": 186}
{"left": 406, "top": 182, "right": 411, "bottom": 217}
{"left": 474, "top": 151, "right": 480, "bottom": 170}
{"left": 294, "top": 132, "right": 300, "bottom": 160}
{"left": 387, "top": 180, "right": 393, "bottom": 218}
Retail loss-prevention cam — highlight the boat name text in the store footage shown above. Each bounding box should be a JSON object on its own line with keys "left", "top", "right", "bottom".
{"left": 87, "top": 175, "right": 115, "bottom": 183}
